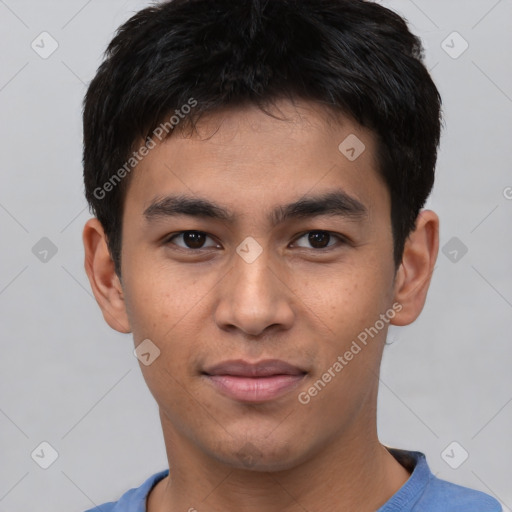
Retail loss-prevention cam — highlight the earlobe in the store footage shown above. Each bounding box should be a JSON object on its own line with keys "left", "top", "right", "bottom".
{"left": 390, "top": 209, "right": 439, "bottom": 327}
{"left": 82, "top": 218, "right": 131, "bottom": 334}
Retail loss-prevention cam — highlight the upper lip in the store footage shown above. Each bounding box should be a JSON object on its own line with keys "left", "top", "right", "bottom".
{"left": 203, "top": 359, "right": 307, "bottom": 377}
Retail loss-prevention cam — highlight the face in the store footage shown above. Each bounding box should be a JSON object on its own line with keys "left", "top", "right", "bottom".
{"left": 114, "top": 100, "right": 399, "bottom": 470}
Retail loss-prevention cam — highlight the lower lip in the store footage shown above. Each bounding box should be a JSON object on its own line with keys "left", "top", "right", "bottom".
{"left": 204, "top": 374, "right": 306, "bottom": 402}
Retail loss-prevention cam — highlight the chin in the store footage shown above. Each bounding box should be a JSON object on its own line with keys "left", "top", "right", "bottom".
{"left": 210, "top": 436, "right": 306, "bottom": 472}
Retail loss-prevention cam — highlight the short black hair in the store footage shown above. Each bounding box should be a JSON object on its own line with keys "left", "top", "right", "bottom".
{"left": 83, "top": 0, "right": 443, "bottom": 278}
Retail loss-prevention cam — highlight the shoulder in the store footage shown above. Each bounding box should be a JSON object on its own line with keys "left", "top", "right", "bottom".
{"left": 417, "top": 473, "right": 502, "bottom": 511}
{"left": 381, "top": 449, "right": 502, "bottom": 512}
{"left": 82, "top": 469, "right": 169, "bottom": 512}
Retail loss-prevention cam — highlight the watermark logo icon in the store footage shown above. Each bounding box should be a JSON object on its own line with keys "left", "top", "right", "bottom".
{"left": 134, "top": 339, "right": 161, "bottom": 366}
{"left": 442, "top": 236, "right": 468, "bottom": 263}
{"left": 32, "top": 237, "right": 58, "bottom": 263}
{"left": 338, "top": 134, "right": 365, "bottom": 161}
{"left": 236, "top": 237, "right": 263, "bottom": 264}
{"left": 31, "top": 441, "right": 59, "bottom": 469}
{"left": 236, "top": 442, "right": 262, "bottom": 468}
{"left": 441, "top": 441, "right": 469, "bottom": 469}
{"left": 441, "top": 31, "right": 469, "bottom": 59}
{"left": 31, "top": 32, "right": 59, "bottom": 59}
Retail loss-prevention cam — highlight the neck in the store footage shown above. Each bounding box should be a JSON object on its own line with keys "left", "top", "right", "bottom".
{"left": 148, "top": 408, "right": 411, "bottom": 512}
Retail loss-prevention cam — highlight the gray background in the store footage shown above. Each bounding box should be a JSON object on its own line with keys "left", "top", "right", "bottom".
{"left": 0, "top": 0, "right": 511, "bottom": 510}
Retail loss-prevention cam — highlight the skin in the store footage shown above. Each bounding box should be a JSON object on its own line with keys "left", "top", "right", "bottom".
{"left": 83, "top": 99, "right": 439, "bottom": 512}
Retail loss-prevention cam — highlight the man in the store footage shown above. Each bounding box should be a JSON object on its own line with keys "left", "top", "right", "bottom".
{"left": 81, "top": 0, "right": 502, "bottom": 510}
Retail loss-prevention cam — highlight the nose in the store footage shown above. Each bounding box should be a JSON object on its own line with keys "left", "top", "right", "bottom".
{"left": 213, "top": 243, "right": 295, "bottom": 337}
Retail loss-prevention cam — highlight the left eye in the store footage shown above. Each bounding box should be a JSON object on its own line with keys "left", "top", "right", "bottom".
{"left": 165, "top": 231, "right": 219, "bottom": 250}
{"left": 292, "top": 230, "right": 345, "bottom": 249}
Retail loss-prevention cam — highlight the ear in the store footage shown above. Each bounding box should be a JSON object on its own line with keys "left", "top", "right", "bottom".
{"left": 390, "top": 209, "right": 439, "bottom": 326}
{"left": 82, "top": 218, "right": 131, "bottom": 333}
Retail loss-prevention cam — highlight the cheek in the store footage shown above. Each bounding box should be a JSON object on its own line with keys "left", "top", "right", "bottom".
{"left": 122, "top": 254, "right": 208, "bottom": 336}
{"left": 296, "top": 262, "right": 393, "bottom": 396}
{"left": 122, "top": 259, "right": 213, "bottom": 381}
{"left": 300, "top": 259, "right": 390, "bottom": 332}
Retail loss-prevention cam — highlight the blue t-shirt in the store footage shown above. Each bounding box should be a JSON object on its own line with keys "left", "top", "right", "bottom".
{"left": 84, "top": 449, "right": 502, "bottom": 511}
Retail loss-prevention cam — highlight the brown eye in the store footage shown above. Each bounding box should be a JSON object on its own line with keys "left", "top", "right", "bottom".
{"left": 166, "top": 231, "right": 218, "bottom": 250}
{"left": 293, "top": 230, "right": 346, "bottom": 250}
{"left": 294, "top": 230, "right": 343, "bottom": 249}
{"left": 307, "top": 231, "right": 331, "bottom": 249}
{"left": 182, "top": 231, "right": 207, "bottom": 249}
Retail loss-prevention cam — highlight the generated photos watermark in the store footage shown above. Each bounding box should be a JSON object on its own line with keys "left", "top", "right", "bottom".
{"left": 298, "top": 301, "right": 403, "bottom": 405}
{"left": 93, "top": 97, "right": 198, "bottom": 200}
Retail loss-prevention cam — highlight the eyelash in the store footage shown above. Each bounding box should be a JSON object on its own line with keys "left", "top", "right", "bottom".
{"left": 163, "top": 230, "right": 349, "bottom": 251}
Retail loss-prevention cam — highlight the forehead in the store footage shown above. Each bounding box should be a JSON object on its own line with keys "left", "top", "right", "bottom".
{"left": 122, "top": 99, "right": 389, "bottom": 225}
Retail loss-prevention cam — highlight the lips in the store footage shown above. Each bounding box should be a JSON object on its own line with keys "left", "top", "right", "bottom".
{"left": 203, "top": 359, "right": 307, "bottom": 377}
{"left": 202, "top": 359, "right": 307, "bottom": 402}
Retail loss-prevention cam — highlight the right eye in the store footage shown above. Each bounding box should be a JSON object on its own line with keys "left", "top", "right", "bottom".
{"left": 163, "top": 231, "right": 221, "bottom": 250}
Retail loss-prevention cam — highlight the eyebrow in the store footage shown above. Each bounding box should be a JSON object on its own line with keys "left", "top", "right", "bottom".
{"left": 143, "top": 190, "right": 368, "bottom": 226}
